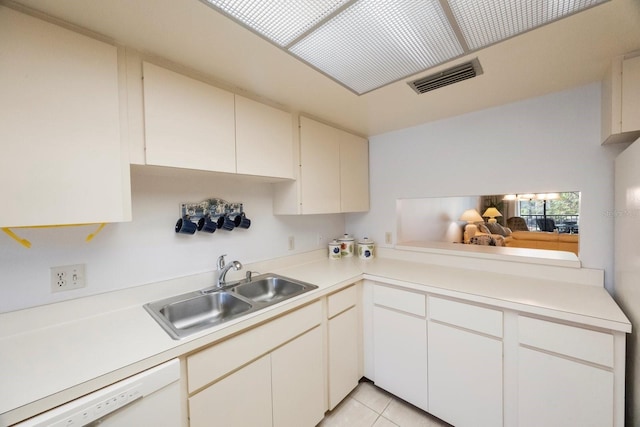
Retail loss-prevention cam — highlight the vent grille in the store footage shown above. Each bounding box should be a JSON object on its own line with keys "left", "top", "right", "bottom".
{"left": 408, "top": 58, "right": 483, "bottom": 94}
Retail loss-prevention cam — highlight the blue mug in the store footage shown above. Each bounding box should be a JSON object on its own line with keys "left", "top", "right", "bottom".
{"left": 175, "top": 216, "right": 197, "bottom": 234}
{"left": 197, "top": 216, "right": 217, "bottom": 233}
{"left": 217, "top": 215, "right": 235, "bottom": 231}
{"left": 232, "top": 213, "right": 251, "bottom": 229}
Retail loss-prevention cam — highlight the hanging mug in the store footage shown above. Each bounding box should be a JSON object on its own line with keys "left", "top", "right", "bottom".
{"left": 232, "top": 212, "right": 251, "bottom": 229}
{"left": 197, "top": 216, "right": 217, "bottom": 233}
{"left": 175, "top": 216, "right": 197, "bottom": 234}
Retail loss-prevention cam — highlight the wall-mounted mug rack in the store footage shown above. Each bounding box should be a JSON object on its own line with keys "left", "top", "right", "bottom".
{"left": 175, "top": 198, "right": 251, "bottom": 235}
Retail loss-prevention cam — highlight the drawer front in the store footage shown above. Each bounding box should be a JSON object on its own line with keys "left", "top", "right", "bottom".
{"left": 187, "top": 300, "right": 322, "bottom": 392}
{"left": 328, "top": 285, "right": 357, "bottom": 318}
{"left": 518, "top": 316, "right": 613, "bottom": 367}
{"left": 373, "top": 285, "right": 425, "bottom": 317}
{"left": 429, "top": 296, "right": 503, "bottom": 338}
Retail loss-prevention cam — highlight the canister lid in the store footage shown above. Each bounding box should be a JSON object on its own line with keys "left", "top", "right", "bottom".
{"left": 338, "top": 234, "right": 354, "bottom": 242}
{"left": 358, "top": 237, "right": 374, "bottom": 244}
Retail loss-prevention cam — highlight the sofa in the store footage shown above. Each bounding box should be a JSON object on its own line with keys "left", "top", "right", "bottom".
{"left": 504, "top": 231, "right": 579, "bottom": 255}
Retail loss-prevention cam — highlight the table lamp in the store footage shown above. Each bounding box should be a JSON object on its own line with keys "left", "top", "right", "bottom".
{"left": 459, "top": 209, "right": 483, "bottom": 243}
{"left": 482, "top": 207, "right": 503, "bottom": 224}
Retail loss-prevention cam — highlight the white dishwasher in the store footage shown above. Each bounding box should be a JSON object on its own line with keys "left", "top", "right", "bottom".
{"left": 16, "top": 359, "right": 181, "bottom": 427}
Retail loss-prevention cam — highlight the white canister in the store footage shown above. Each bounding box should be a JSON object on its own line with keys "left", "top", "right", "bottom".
{"left": 338, "top": 234, "right": 355, "bottom": 257}
{"left": 328, "top": 240, "right": 341, "bottom": 260}
{"left": 358, "top": 237, "right": 375, "bottom": 260}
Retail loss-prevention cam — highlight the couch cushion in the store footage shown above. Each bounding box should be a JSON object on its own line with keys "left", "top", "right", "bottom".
{"left": 559, "top": 234, "right": 579, "bottom": 243}
{"left": 486, "top": 222, "right": 511, "bottom": 237}
{"left": 511, "top": 231, "right": 558, "bottom": 242}
{"left": 477, "top": 223, "right": 491, "bottom": 234}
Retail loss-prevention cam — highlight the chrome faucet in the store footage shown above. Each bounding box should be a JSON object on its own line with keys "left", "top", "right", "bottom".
{"left": 216, "top": 254, "right": 242, "bottom": 287}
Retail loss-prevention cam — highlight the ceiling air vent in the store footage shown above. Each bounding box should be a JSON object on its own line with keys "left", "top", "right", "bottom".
{"left": 408, "top": 58, "right": 483, "bottom": 94}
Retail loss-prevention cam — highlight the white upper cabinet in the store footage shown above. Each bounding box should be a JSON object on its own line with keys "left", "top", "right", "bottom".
{"left": 602, "top": 54, "right": 640, "bottom": 145}
{"left": 141, "top": 62, "right": 295, "bottom": 180}
{"left": 235, "top": 95, "right": 294, "bottom": 179}
{"left": 274, "top": 116, "right": 369, "bottom": 215}
{"left": 299, "top": 117, "right": 342, "bottom": 214}
{"left": 0, "top": 6, "right": 131, "bottom": 227}
{"left": 340, "top": 131, "right": 370, "bottom": 212}
{"left": 142, "top": 61, "right": 236, "bottom": 173}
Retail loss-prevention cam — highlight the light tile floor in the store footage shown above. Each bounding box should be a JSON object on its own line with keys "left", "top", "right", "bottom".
{"left": 318, "top": 381, "right": 453, "bottom": 427}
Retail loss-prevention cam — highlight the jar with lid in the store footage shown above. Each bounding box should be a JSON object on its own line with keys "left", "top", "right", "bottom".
{"left": 358, "top": 237, "right": 375, "bottom": 259}
{"left": 328, "top": 239, "right": 341, "bottom": 260}
{"left": 338, "top": 234, "right": 355, "bottom": 257}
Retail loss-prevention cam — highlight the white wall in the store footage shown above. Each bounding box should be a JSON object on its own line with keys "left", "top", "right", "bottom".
{"left": 0, "top": 167, "right": 344, "bottom": 312}
{"left": 397, "top": 196, "right": 480, "bottom": 243}
{"left": 347, "top": 83, "right": 627, "bottom": 291}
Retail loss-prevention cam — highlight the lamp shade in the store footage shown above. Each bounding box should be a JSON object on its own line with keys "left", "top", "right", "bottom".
{"left": 482, "top": 207, "right": 503, "bottom": 218}
{"left": 459, "top": 209, "right": 483, "bottom": 223}
{"left": 537, "top": 193, "right": 560, "bottom": 200}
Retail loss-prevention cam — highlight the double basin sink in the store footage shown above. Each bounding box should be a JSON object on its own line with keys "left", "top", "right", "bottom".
{"left": 144, "top": 273, "right": 318, "bottom": 339}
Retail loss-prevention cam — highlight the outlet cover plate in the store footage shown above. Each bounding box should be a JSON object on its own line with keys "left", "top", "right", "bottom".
{"left": 51, "top": 264, "right": 86, "bottom": 293}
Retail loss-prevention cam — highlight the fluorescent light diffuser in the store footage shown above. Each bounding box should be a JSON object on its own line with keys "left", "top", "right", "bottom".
{"left": 203, "top": 0, "right": 351, "bottom": 47}
{"left": 290, "top": 0, "right": 462, "bottom": 94}
{"left": 448, "top": 0, "right": 609, "bottom": 50}
{"left": 199, "top": 0, "right": 610, "bottom": 94}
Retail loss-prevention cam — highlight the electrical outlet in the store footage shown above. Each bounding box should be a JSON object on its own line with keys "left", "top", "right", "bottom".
{"left": 288, "top": 236, "right": 295, "bottom": 251}
{"left": 385, "top": 232, "right": 392, "bottom": 244}
{"left": 317, "top": 234, "right": 324, "bottom": 246}
{"left": 51, "top": 264, "right": 86, "bottom": 293}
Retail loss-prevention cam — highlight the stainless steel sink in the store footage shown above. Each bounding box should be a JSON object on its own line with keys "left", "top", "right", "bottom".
{"left": 145, "top": 291, "right": 253, "bottom": 339}
{"left": 144, "top": 273, "right": 317, "bottom": 339}
{"left": 232, "top": 274, "right": 314, "bottom": 303}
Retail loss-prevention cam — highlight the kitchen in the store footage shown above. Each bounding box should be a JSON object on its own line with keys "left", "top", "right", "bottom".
{"left": 1, "top": 0, "right": 640, "bottom": 426}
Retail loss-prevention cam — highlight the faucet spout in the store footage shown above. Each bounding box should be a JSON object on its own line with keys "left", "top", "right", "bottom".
{"left": 217, "top": 259, "right": 243, "bottom": 287}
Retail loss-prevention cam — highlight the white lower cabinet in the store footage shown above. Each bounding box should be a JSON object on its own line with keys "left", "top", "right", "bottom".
{"left": 186, "top": 302, "right": 324, "bottom": 427}
{"left": 517, "top": 347, "right": 613, "bottom": 427}
{"left": 427, "top": 296, "right": 503, "bottom": 427}
{"left": 189, "top": 355, "right": 272, "bottom": 427}
{"left": 327, "top": 286, "right": 360, "bottom": 409}
{"left": 517, "top": 315, "right": 616, "bottom": 427}
{"left": 366, "top": 282, "right": 624, "bottom": 427}
{"left": 428, "top": 322, "right": 503, "bottom": 427}
{"left": 372, "top": 285, "right": 428, "bottom": 410}
{"left": 271, "top": 327, "right": 325, "bottom": 427}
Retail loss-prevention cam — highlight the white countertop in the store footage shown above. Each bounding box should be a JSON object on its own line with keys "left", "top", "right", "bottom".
{"left": 0, "top": 249, "right": 630, "bottom": 425}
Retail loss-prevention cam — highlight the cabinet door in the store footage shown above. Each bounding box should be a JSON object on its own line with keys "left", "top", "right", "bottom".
{"left": 328, "top": 307, "right": 359, "bottom": 409}
{"left": 0, "top": 6, "right": 130, "bottom": 227}
{"left": 340, "top": 132, "right": 369, "bottom": 212}
{"left": 142, "top": 62, "right": 236, "bottom": 173}
{"left": 428, "top": 322, "right": 503, "bottom": 427}
{"left": 189, "top": 355, "right": 272, "bottom": 427}
{"left": 271, "top": 326, "right": 325, "bottom": 427}
{"left": 299, "top": 117, "right": 341, "bottom": 214}
{"left": 622, "top": 55, "right": 640, "bottom": 133}
{"left": 235, "top": 95, "right": 294, "bottom": 179}
{"left": 372, "top": 305, "right": 428, "bottom": 411}
{"left": 518, "top": 347, "right": 613, "bottom": 427}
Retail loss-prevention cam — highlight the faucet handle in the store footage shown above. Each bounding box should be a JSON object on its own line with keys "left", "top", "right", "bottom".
{"left": 217, "top": 254, "right": 227, "bottom": 270}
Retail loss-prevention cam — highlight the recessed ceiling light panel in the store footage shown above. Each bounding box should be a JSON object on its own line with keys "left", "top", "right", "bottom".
{"left": 289, "top": 0, "right": 463, "bottom": 94}
{"left": 202, "top": 0, "right": 351, "bottom": 47}
{"left": 200, "top": 0, "right": 610, "bottom": 95}
{"left": 447, "top": 0, "right": 609, "bottom": 50}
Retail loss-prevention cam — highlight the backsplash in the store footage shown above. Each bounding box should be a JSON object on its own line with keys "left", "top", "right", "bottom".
{"left": 0, "top": 167, "right": 345, "bottom": 313}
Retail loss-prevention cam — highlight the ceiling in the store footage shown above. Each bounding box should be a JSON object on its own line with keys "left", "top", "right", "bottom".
{"left": 6, "top": 0, "right": 640, "bottom": 137}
